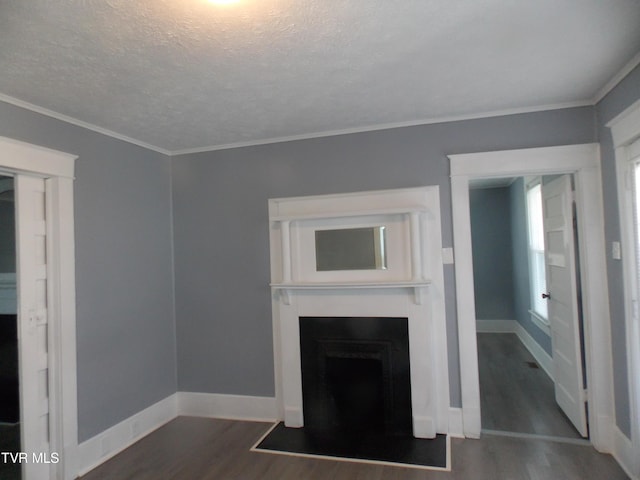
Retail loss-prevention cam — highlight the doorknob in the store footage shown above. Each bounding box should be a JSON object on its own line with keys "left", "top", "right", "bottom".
{"left": 542, "top": 292, "right": 551, "bottom": 299}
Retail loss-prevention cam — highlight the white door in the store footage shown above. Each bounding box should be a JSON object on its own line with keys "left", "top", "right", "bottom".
{"left": 15, "top": 175, "right": 51, "bottom": 479}
{"left": 541, "top": 175, "right": 588, "bottom": 437}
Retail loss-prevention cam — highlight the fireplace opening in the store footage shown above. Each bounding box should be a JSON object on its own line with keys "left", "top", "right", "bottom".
{"left": 326, "top": 356, "right": 385, "bottom": 433}
{"left": 300, "top": 316, "right": 412, "bottom": 437}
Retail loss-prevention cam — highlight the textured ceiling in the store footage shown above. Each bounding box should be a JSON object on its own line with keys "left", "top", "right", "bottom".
{"left": 1, "top": 0, "right": 639, "bottom": 153}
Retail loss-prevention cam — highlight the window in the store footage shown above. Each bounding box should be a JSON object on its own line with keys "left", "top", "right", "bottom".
{"left": 526, "top": 179, "right": 548, "bottom": 320}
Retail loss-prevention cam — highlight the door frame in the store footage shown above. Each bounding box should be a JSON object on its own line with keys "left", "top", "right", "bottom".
{"left": 449, "top": 143, "right": 614, "bottom": 452}
{"left": 0, "top": 136, "right": 77, "bottom": 480}
{"left": 608, "top": 98, "right": 640, "bottom": 475}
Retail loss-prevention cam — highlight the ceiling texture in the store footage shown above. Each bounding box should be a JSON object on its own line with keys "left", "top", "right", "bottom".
{"left": 1, "top": 0, "right": 640, "bottom": 154}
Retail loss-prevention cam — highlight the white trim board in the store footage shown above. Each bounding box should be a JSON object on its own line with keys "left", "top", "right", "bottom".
{"left": 608, "top": 98, "right": 640, "bottom": 480}
{"left": 450, "top": 144, "right": 614, "bottom": 453}
{"left": 76, "top": 395, "right": 178, "bottom": 477}
{"left": 612, "top": 426, "right": 639, "bottom": 480}
{"left": 177, "top": 392, "right": 278, "bottom": 422}
{"left": 0, "top": 137, "right": 78, "bottom": 480}
{"left": 0, "top": 95, "right": 171, "bottom": 156}
{"left": 77, "top": 392, "right": 279, "bottom": 476}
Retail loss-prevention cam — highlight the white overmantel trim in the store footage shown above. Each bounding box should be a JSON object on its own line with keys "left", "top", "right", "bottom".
{"left": 268, "top": 186, "right": 450, "bottom": 439}
{"left": 449, "top": 144, "right": 614, "bottom": 452}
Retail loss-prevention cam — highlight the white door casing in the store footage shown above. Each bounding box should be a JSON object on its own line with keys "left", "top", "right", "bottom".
{"left": 0, "top": 136, "right": 77, "bottom": 480}
{"left": 608, "top": 98, "right": 640, "bottom": 477}
{"left": 15, "top": 175, "right": 52, "bottom": 479}
{"left": 449, "top": 144, "right": 613, "bottom": 452}
{"left": 542, "top": 175, "right": 588, "bottom": 437}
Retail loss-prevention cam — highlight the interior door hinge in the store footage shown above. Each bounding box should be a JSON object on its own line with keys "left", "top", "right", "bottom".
{"left": 582, "top": 388, "right": 588, "bottom": 403}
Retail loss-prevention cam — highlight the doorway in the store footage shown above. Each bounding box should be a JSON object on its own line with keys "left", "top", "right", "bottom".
{"left": 0, "top": 175, "right": 20, "bottom": 479}
{"left": 449, "top": 144, "right": 613, "bottom": 452}
{"left": 0, "top": 136, "right": 77, "bottom": 480}
{"left": 469, "top": 175, "right": 586, "bottom": 440}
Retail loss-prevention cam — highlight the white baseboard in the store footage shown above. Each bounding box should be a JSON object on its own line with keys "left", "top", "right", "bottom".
{"left": 513, "top": 322, "right": 554, "bottom": 381}
{"left": 476, "top": 319, "right": 517, "bottom": 333}
{"left": 177, "top": 392, "right": 278, "bottom": 423}
{"left": 75, "top": 392, "right": 280, "bottom": 478}
{"left": 476, "top": 319, "right": 553, "bottom": 380}
{"left": 448, "top": 408, "right": 464, "bottom": 438}
{"left": 612, "top": 426, "right": 639, "bottom": 480}
{"left": 76, "top": 394, "right": 178, "bottom": 477}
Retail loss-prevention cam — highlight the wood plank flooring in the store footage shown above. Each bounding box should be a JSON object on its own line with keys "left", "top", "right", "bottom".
{"left": 78, "top": 417, "right": 628, "bottom": 480}
{"left": 478, "top": 332, "right": 582, "bottom": 438}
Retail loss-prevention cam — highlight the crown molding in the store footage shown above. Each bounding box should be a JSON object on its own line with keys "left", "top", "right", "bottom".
{"left": 0, "top": 94, "right": 172, "bottom": 156}
{"left": 592, "top": 50, "right": 640, "bottom": 105}
{"left": 170, "top": 100, "right": 592, "bottom": 156}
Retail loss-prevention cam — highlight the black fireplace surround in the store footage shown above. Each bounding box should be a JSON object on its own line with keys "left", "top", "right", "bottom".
{"left": 299, "top": 316, "right": 412, "bottom": 437}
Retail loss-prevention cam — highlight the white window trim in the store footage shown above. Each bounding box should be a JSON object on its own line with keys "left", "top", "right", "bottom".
{"left": 0, "top": 136, "right": 78, "bottom": 480}
{"left": 525, "top": 177, "right": 548, "bottom": 321}
{"left": 608, "top": 98, "right": 640, "bottom": 476}
{"left": 449, "top": 144, "right": 613, "bottom": 452}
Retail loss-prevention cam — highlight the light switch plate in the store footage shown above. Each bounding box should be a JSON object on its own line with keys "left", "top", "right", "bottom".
{"left": 612, "top": 241, "right": 621, "bottom": 260}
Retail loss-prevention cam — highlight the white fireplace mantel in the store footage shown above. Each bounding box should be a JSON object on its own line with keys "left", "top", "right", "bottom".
{"left": 268, "top": 186, "right": 450, "bottom": 439}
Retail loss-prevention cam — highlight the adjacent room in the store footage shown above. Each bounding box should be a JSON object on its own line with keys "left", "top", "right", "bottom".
{"left": 0, "top": 1, "right": 639, "bottom": 479}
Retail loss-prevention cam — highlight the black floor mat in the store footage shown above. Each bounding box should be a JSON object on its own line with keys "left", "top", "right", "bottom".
{"left": 253, "top": 423, "right": 449, "bottom": 470}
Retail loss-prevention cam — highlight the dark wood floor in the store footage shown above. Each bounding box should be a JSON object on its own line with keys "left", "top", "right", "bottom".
{"left": 79, "top": 417, "right": 628, "bottom": 480}
{"left": 478, "top": 332, "right": 582, "bottom": 438}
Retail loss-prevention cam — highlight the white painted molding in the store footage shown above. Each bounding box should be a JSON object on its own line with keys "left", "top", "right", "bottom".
{"left": 76, "top": 394, "right": 178, "bottom": 477}
{"left": 0, "top": 136, "right": 76, "bottom": 179}
{"left": 1, "top": 138, "right": 78, "bottom": 480}
{"left": 529, "top": 310, "right": 551, "bottom": 337}
{"left": 610, "top": 100, "right": 640, "bottom": 472}
{"left": 74, "top": 392, "right": 280, "bottom": 477}
{"left": 513, "top": 322, "right": 554, "bottom": 382}
{"left": 448, "top": 408, "right": 464, "bottom": 438}
{"left": 450, "top": 143, "right": 613, "bottom": 450}
{"left": 475, "top": 319, "right": 517, "bottom": 333}
{"left": 169, "top": 101, "right": 591, "bottom": 156}
{"left": 593, "top": 51, "right": 640, "bottom": 105}
{"left": 0, "top": 95, "right": 172, "bottom": 156}
{"left": 607, "top": 98, "right": 640, "bottom": 147}
{"left": 268, "top": 186, "right": 450, "bottom": 438}
{"left": 450, "top": 144, "right": 600, "bottom": 177}
{"left": 612, "top": 426, "right": 639, "bottom": 480}
{"left": 177, "top": 392, "right": 279, "bottom": 422}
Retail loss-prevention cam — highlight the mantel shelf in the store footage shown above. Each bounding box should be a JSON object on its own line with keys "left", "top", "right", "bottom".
{"left": 270, "top": 207, "right": 428, "bottom": 222}
{"left": 271, "top": 281, "right": 431, "bottom": 305}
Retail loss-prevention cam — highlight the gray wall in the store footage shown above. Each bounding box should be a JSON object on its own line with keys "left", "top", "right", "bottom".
{"left": 469, "top": 187, "right": 515, "bottom": 320}
{"left": 0, "top": 101, "right": 177, "bottom": 441}
{"left": 172, "top": 106, "right": 596, "bottom": 407}
{"left": 595, "top": 63, "right": 640, "bottom": 438}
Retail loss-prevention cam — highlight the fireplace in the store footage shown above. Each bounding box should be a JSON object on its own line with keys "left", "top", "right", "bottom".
{"left": 268, "top": 187, "right": 450, "bottom": 438}
{"left": 300, "top": 316, "right": 412, "bottom": 436}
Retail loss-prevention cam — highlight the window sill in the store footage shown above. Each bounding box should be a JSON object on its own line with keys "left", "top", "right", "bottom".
{"left": 528, "top": 309, "right": 551, "bottom": 336}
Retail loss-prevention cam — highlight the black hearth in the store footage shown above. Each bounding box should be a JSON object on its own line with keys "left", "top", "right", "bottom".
{"left": 299, "top": 316, "right": 412, "bottom": 437}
